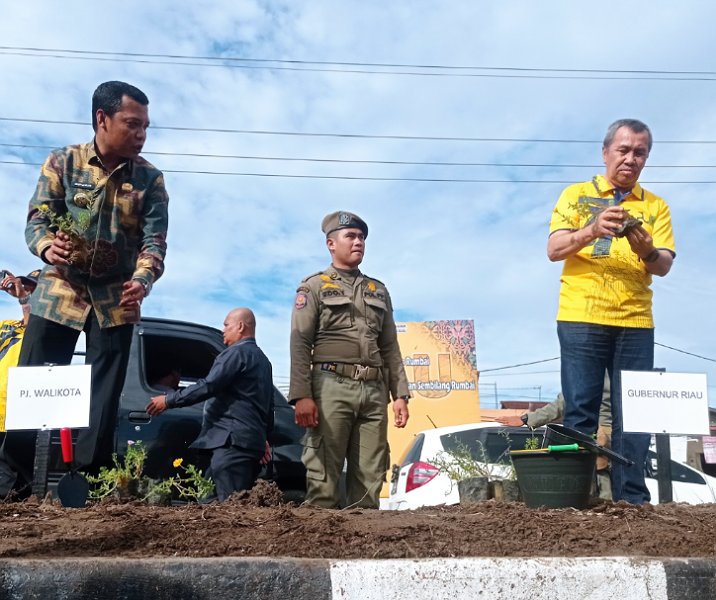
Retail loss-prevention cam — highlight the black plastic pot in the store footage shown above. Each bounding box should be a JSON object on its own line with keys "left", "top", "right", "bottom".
{"left": 489, "top": 479, "right": 521, "bottom": 503}
{"left": 544, "top": 424, "right": 633, "bottom": 466}
{"left": 510, "top": 449, "right": 596, "bottom": 509}
{"left": 457, "top": 477, "right": 490, "bottom": 504}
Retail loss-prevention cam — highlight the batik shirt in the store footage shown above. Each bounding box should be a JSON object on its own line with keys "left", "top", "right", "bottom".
{"left": 549, "top": 175, "right": 675, "bottom": 328}
{"left": 25, "top": 141, "right": 169, "bottom": 330}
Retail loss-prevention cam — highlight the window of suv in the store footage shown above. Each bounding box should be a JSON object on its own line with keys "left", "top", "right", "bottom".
{"left": 142, "top": 334, "right": 220, "bottom": 391}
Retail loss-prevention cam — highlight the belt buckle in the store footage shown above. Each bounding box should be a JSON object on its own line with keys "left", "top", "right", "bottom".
{"left": 353, "top": 364, "right": 369, "bottom": 381}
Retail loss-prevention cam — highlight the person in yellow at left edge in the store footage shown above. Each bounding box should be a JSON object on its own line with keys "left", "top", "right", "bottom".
{"left": 0, "top": 269, "right": 39, "bottom": 496}
{"left": 0, "top": 269, "right": 40, "bottom": 432}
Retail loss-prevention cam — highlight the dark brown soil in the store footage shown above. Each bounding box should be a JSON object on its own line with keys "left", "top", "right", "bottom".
{"left": 1, "top": 481, "right": 714, "bottom": 559}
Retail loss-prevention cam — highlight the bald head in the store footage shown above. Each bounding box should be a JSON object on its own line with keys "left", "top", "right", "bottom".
{"left": 223, "top": 307, "right": 257, "bottom": 345}
{"left": 230, "top": 307, "right": 256, "bottom": 328}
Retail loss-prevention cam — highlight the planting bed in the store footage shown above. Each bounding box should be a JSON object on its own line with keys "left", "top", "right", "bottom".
{"left": 0, "top": 481, "right": 714, "bottom": 559}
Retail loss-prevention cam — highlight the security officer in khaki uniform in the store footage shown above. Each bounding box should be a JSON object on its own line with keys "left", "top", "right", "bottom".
{"left": 290, "top": 211, "right": 410, "bottom": 508}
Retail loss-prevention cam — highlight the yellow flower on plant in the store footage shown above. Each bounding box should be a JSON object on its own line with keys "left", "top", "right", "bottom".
{"left": 173, "top": 458, "right": 183, "bottom": 468}
{"left": 39, "top": 204, "right": 50, "bottom": 211}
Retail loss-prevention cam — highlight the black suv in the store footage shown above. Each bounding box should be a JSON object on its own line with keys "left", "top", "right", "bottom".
{"left": 33, "top": 317, "right": 306, "bottom": 501}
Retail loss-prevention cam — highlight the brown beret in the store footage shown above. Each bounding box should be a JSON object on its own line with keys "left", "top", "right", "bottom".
{"left": 321, "top": 211, "right": 368, "bottom": 238}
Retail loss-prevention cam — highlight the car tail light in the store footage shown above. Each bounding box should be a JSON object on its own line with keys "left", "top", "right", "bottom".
{"left": 405, "top": 461, "right": 440, "bottom": 492}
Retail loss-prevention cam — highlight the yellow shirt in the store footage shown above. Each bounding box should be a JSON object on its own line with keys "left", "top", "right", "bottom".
{"left": 549, "top": 175, "right": 675, "bottom": 328}
{"left": 0, "top": 320, "right": 25, "bottom": 432}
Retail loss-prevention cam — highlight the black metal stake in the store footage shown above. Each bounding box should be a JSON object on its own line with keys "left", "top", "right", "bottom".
{"left": 655, "top": 432, "right": 673, "bottom": 503}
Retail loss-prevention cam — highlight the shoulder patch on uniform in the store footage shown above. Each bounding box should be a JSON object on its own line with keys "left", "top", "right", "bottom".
{"left": 294, "top": 291, "right": 308, "bottom": 310}
{"left": 295, "top": 285, "right": 310, "bottom": 293}
{"left": 301, "top": 271, "right": 323, "bottom": 283}
{"left": 365, "top": 275, "right": 385, "bottom": 286}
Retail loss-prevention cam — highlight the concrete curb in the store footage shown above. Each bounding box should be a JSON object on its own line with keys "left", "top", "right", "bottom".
{"left": 0, "top": 558, "right": 331, "bottom": 600}
{"left": 0, "top": 557, "right": 714, "bottom": 600}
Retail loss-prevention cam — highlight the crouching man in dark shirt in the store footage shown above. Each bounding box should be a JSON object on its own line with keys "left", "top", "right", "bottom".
{"left": 146, "top": 308, "right": 274, "bottom": 500}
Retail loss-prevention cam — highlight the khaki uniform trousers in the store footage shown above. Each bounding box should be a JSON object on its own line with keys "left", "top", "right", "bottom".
{"left": 302, "top": 369, "right": 388, "bottom": 508}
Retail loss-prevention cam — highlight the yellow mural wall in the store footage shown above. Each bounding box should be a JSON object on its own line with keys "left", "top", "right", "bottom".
{"left": 383, "top": 320, "right": 480, "bottom": 496}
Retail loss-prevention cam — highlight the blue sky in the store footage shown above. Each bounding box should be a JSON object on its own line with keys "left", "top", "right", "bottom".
{"left": 1, "top": 1, "right": 714, "bottom": 406}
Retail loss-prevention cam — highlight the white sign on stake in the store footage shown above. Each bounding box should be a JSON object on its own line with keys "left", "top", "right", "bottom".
{"left": 5, "top": 365, "right": 91, "bottom": 430}
{"left": 621, "top": 371, "right": 709, "bottom": 435}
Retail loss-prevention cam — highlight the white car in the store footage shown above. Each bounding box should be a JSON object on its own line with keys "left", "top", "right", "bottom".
{"left": 388, "top": 423, "right": 538, "bottom": 510}
{"left": 645, "top": 450, "right": 716, "bottom": 503}
{"left": 387, "top": 423, "right": 716, "bottom": 509}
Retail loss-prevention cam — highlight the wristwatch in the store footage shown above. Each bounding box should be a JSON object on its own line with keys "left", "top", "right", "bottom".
{"left": 643, "top": 249, "right": 660, "bottom": 263}
{"left": 399, "top": 395, "right": 410, "bottom": 403}
{"left": 133, "top": 278, "right": 150, "bottom": 295}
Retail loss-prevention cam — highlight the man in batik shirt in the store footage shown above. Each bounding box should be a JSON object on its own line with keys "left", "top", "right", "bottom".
{"left": 0, "top": 81, "right": 169, "bottom": 495}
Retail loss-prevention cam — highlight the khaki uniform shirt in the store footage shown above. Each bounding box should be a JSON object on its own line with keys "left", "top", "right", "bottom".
{"left": 289, "top": 265, "right": 409, "bottom": 402}
{"left": 25, "top": 141, "right": 169, "bottom": 330}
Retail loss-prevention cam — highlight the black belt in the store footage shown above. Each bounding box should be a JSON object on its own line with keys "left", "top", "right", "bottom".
{"left": 318, "top": 362, "right": 382, "bottom": 381}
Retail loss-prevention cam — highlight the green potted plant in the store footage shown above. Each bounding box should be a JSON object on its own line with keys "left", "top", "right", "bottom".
{"left": 510, "top": 440, "right": 596, "bottom": 509}
{"left": 524, "top": 433, "right": 541, "bottom": 450}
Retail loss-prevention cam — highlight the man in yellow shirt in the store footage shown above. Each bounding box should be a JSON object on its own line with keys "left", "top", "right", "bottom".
{"left": 548, "top": 119, "right": 675, "bottom": 504}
